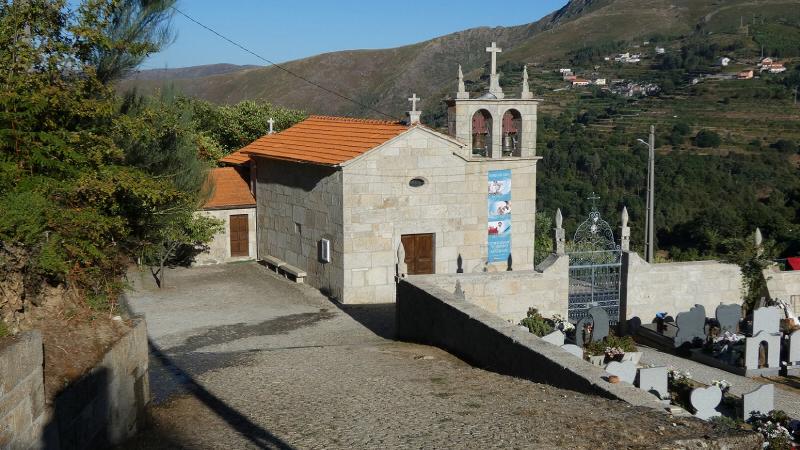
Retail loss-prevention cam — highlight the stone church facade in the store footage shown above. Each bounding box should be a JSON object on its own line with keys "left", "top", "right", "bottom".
{"left": 235, "top": 43, "right": 542, "bottom": 303}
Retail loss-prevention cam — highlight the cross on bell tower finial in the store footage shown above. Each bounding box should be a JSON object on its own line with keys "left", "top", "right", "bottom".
{"left": 587, "top": 192, "right": 600, "bottom": 211}
{"left": 407, "top": 93, "right": 421, "bottom": 125}
{"left": 486, "top": 42, "right": 504, "bottom": 98}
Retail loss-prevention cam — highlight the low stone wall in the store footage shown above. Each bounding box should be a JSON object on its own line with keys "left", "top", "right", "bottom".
{"left": 0, "top": 331, "right": 45, "bottom": 449}
{"left": 0, "top": 319, "right": 149, "bottom": 450}
{"left": 396, "top": 277, "right": 667, "bottom": 409}
{"left": 764, "top": 266, "right": 800, "bottom": 313}
{"left": 622, "top": 252, "right": 743, "bottom": 325}
{"left": 412, "top": 254, "right": 569, "bottom": 323}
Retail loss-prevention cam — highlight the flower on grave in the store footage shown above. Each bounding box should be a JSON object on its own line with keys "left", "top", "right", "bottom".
{"left": 604, "top": 346, "right": 625, "bottom": 358}
{"left": 713, "top": 331, "right": 743, "bottom": 344}
{"left": 711, "top": 379, "right": 731, "bottom": 393}
{"left": 667, "top": 367, "right": 692, "bottom": 383}
{"left": 552, "top": 314, "right": 575, "bottom": 333}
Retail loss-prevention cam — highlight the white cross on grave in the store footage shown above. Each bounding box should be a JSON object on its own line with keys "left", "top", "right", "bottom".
{"left": 486, "top": 42, "right": 502, "bottom": 76}
{"left": 268, "top": 118, "right": 275, "bottom": 135}
{"left": 408, "top": 94, "right": 420, "bottom": 112}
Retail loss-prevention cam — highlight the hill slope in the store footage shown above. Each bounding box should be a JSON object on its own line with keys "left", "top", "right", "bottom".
{"left": 118, "top": 0, "right": 797, "bottom": 117}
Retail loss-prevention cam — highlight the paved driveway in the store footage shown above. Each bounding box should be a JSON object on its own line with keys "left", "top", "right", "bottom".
{"left": 119, "top": 263, "right": 747, "bottom": 449}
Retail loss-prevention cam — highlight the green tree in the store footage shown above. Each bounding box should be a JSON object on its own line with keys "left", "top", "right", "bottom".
{"left": 534, "top": 212, "right": 554, "bottom": 267}
{"left": 694, "top": 129, "right": 722, "bottom": 148}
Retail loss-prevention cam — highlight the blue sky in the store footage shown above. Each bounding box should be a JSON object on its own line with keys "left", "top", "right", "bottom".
{"left": 143, "top": 0, "right": 569, "bottom": 69}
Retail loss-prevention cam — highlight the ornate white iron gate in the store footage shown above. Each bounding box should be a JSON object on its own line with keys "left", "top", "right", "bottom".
{"left": 567, "top": 195, "right": 622, "bottom": 324}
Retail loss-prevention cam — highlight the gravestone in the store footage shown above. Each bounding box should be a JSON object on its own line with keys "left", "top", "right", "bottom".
{"left": 787, "top": 330, "right": 799, "bottom": 365}
{"left": 745, "top": 330, "right": 781, "bottom": 370}
{"left": 674, "top": 305, "right": 707, "bottom": 348}
{"left": 690, "top": 386, "right": 722, "bottom": 421}
{"left": 715, "top": 304, "right": 741, "bottom": 334}
{"left": 561, "top": 344, "right": 583, "bottom": 358}
{"left": 575, "top": 307, "right": 610, "bottom": 347}
{"left": 605, "top": 361, "right": 636, "bottom": 384}
{"left": 752, "top": 306, "right": 781, "bottom": 336}
{"left": 541, "top": 330, "right": 565, "bottom": 346}
{"left": 742, "top": 384, "right": 774, "bottom": 419}
{"left": 637, "top": 366, "right": 668, "bottom": 399}
{"left": 453, "top": 281, "right": 465, "bottom": 300}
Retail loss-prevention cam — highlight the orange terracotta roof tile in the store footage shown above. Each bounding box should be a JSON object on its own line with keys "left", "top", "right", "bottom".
{"left": 203, "top": 167, "right": 256, "bottom": 210}
{"left": 240, "top": 115, "right": 408, "bottom": 165}
{"left": 220, "top": 150, "right": 250, "bottom": 165}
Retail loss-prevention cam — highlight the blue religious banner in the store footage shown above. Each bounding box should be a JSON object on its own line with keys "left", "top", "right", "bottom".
{"left": 487, "top": 169, "right": 511, "bottom": 263}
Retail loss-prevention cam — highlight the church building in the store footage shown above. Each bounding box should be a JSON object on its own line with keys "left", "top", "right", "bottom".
{"left": 232, "top": 43, "right": 542, "bottom": 303}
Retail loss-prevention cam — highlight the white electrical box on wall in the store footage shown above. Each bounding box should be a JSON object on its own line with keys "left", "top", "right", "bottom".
{"left": 319, "top": 239, "right": 331, "bottom": 263}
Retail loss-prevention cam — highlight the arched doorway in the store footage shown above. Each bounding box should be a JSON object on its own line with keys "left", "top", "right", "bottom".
{"left": 502, "top": 109, "right": 522, "bottom": 157}
{"left": 471, "top": 110, "right": 492, "bottom": 157}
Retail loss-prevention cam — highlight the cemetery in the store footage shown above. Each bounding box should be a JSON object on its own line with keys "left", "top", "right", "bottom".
{"left": 396, "top": 201, "right": 800, "bottom": 448}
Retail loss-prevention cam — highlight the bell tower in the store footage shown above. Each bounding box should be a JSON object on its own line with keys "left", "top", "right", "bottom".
{"left": 447, "top": 43, "right": 539, "bottom": 160}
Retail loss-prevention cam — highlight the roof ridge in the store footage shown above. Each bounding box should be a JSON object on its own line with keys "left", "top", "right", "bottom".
{"left": 307, "top": 115, "right": 405, "bottom": 126}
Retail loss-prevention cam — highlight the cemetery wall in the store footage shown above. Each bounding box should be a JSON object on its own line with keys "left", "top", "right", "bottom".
{"left": 396, "top": 276, "right": 668, "bottom": 409}
{"left": 411, "top": 254, "right": 569, "bottom": 323}
{"left": 0, "top": 320, "right": 149, "bottom": 449}
{"left": 342, "top": 127, "right": 538, "bottom": 304}
{"left": 255, "top": 158, "right": 345, "bottom": 300}
{"left": 764, "top": 267, "right": 800, "bottom": 311}
{"left": 621, "top": 252, "right": 742, "bottom": 324}
{"left": 195, "top": 207, "right": 257, "bottom": 265}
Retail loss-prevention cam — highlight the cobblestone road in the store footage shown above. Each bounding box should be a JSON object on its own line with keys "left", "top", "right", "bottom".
{"left": 119, "top": 263, "right": 756, "bottom": 449}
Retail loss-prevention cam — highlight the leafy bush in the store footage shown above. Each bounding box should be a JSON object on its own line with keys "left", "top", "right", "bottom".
{"left": 520, "top": 308, "right": 554, "bottom": 337}
{"left": 0, "top": 320, "right": 8, "bottom": 338}
{"left": 770, "top": 139, "right": 798, "bottom": 154}
{"left": 694, "top": 129, "right": 722, "bottom": 148}
{"left": 583, "top": 333, "right": 637, "bottom": 357}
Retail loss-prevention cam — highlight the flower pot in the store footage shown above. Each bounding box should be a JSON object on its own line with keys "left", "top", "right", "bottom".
{"left": 588, "top": 355, "right": 605, "bottom": 366}
{"left": 622, "top": 351, "right": 643, "bottom": 365}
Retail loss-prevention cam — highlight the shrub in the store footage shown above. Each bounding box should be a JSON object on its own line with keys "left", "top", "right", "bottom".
{"left": 770, "top": 139, "right": 798, "bottom": 154}
{"left": 0, "top": 320, "right": 8, "bottom": 338}
{"left": 695, "top": 129, "right": 722, "bottom": 148}
{"left": 520, "top": 308, "right": 554, "bottom": 337}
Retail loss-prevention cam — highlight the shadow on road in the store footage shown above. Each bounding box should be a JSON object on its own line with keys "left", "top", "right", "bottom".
{"left": 332, "top": 302, "right": 397, "bottom": 340}
{"left": 119, "top": 340, "right": 295, "bottom": 450}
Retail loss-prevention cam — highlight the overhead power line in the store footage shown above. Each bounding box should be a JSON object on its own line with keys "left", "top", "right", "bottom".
{"left": 169, "top": 6, "right": 401, "bottom": 121}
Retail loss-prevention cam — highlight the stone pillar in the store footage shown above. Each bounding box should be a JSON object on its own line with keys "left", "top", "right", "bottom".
{"left": 554, "top": 208, "right": 566, "bottom": 256}
{"left": 620, "top": 206, "right": 631, "bottom": 252}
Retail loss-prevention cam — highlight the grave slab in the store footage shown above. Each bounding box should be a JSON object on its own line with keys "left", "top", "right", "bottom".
{"left": 605, "top": 361, "right": 636, "bottom": 385}
{"left": 690, "top": 386, "right": 722, "bottom": 421}
{"left": 715, "top": 304, "right": 741, "bottom": 334}
{"left": 637, "top": 366, "right": 668, "bottom": 400}
{"left": 675, "top": 305, "right": 706, "bottom": 348}
{"left": 742, "top": 384, "right": 774, "bottom": 420}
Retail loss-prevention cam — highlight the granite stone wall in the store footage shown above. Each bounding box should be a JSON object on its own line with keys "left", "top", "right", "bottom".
{"left": 0, "top": 331, "right": 45, "bottom": 450}
{"left": 411, "top": 254, "right": 569, "bottom": 323}
{"left": 764, "top": 267, "right": 800, "bottom": 315}
{"left": 195, "top": 207, "right": 257, "bottom": 265}
{"left": 255, "top": 157, "right": 345, "bottom": 300}
{"left": 0, "top": 320, "right": 149, "bottom": 450}
{"left": 342, "top": 127, "right": 538, "bottom": 304}
{"left": 621, "top": 252, "right": 743, "bottom": 325}
{"left": 395, "top": 277, "right": 667, "bottom": 409}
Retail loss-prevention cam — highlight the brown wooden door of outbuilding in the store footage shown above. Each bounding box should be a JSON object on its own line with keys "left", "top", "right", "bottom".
{"left": 401, "top": 233, "right": 435, "bottom": 275}
{"left": 230, "top": 214, "right": 249, "bottom": 257}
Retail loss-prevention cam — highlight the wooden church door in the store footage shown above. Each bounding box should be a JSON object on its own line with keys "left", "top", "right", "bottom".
{"left": 401, "top": 234, "right": 435, "bottom": 275}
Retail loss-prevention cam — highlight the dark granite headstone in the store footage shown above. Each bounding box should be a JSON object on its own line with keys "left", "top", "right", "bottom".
{"left": 715, "top": 304, "right": 741, "bottom": 334}
{"left": 674, "top": 304, "right": 706, "bottom": 348}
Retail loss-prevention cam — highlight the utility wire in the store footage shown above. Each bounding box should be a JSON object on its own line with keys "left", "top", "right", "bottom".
{"left": 170, "top": 6, "right": 402, "bottom": 121}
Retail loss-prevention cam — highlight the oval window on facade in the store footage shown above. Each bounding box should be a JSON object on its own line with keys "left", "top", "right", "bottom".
{"left": 409, "top": 177, "right": 426, "bottom": 188}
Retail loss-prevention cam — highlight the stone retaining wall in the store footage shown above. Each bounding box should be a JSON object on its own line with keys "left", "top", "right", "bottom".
{"left": 411, "top": 254, "right": 569, "bottom": 323}
{"left": 0, "top": 319, "right": 149, "bottom": 450}
{"left": 396, "top": 277, "right": 667, "bottom": 409}
{"left": 765, "top": 266, "right": 800, "bottom": 314}
{"left": 622, "top": 252, "right": 743, "bottom": 325}
{"left": 0, "top": 332, "right": 45, "bottom": 449}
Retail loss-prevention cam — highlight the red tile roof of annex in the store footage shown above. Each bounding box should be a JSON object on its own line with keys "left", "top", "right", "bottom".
{"left": 203, "top": 167, "right": 255, "bottom": 210}
{"left": 239, "top": 115, "right": 409, "bottom": 165}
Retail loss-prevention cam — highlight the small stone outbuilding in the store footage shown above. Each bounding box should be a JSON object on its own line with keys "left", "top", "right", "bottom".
{"left": 196, "top": 166, "right": 257, "bottom": 265}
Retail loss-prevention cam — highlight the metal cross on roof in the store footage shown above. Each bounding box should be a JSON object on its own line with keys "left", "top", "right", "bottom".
{"left": 408, "top": 93, "right": 420, "bottom": 112}
{"left": 587, "top": 192, "right": 600, "bottom": 211}
{"left": 486, "top": 42, "right": 502, "bottom": 76}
